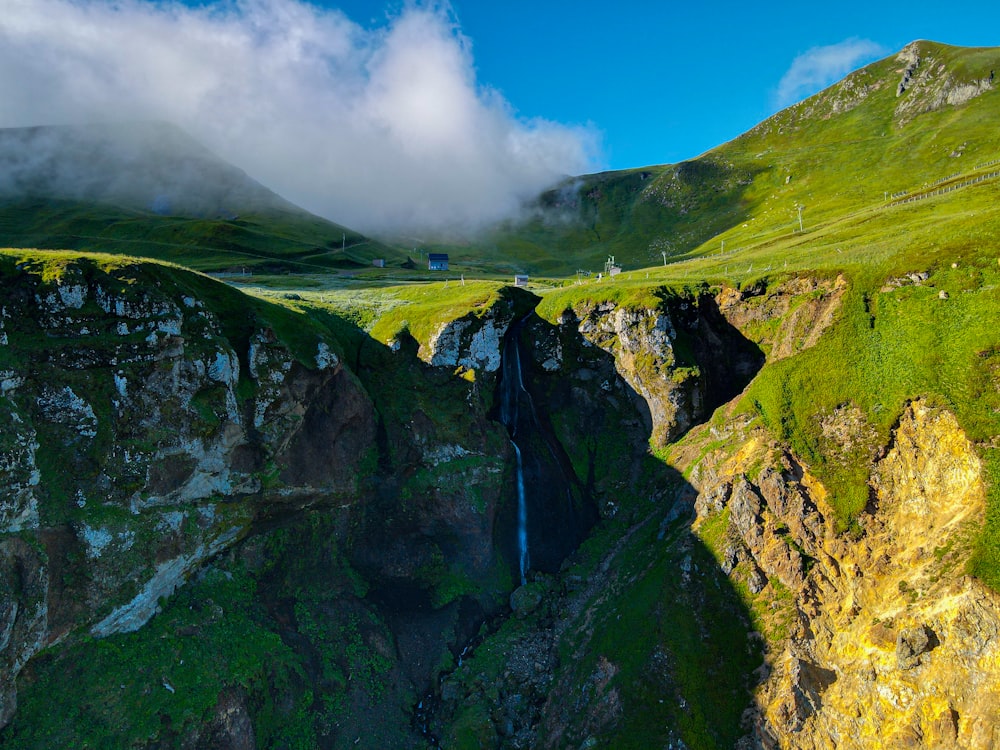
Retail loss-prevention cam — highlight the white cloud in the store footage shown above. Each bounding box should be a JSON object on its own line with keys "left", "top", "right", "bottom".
{"left": 774, "top": 38, "right": 888, "bottom": 109}
{"left": 0, "top": 0, "right": 601, "bottom": 232}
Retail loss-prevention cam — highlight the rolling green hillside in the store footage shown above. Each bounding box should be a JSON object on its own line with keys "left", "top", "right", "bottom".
{"left": 0, "top": 197, "right": 404, "bottom": 274}
{"left": 0, "top": 122, "right": 405, "bottom": 273}
{"left": 431, "top": 41, "right": 1000, "bottom": 277}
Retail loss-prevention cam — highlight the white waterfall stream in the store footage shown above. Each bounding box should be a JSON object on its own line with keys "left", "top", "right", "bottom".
{"left": 512, "top": 441, "right": 529, "bottom": 585}
{"left": 500, "top": 319, "right": 532, "bottom": 586}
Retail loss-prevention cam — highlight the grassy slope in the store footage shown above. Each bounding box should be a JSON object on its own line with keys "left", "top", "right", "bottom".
{"left": 528, "top": 184, "right": 1000, "bottom": 584}
{"left": 0, "top": 198, "right": 407, "bottom": 274}
{"left": 432, "top": 42, "right": 1000, "bottom": 278}
{"left": 0, "top": 122, "right": 407, "bottom": 274}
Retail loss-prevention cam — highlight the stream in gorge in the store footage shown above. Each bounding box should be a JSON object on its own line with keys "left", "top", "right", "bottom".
{"left": 413, "top": 313, "right": 598, "bottom": 744}
{"left": 495, "top": 314, "right": 593, "bottom": 581}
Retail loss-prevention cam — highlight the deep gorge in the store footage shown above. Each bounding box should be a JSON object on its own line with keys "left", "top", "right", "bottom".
{"left": 1, "top": 257, "right": 998, "bottom": 749}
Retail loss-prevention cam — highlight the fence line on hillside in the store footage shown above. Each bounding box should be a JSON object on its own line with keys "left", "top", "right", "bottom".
{"left": 888, "top": 169, "right": 1000, "bottom": 207}
{"left": 650, "top": 156, "right": 1000, "bottom": 273}
{"left": 929, "top": 171, "right": 962, "bottom": 187}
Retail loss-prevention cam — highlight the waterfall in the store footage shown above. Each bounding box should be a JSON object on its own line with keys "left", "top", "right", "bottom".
{"left": 495, "top": 313, "right": 594, "bottom": 584}
{"left": 512, "top": 441, "right": 529, "bottom": 585}
{"left": 499, "top": 317, "right": 532, "bottom": 585}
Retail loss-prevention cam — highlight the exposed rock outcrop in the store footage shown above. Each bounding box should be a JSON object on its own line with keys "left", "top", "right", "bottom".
{"left": 895, "top": 41, "right": 996, "bottom": 124}
{"left": 561, "top": 292, "right": 764, "bottom": 447}
{"left": 0, "top": 538, "right": 47, "bottom": 726}
{"left": 0, "top": 255, "right": 378, "bottom": 726}
{"left": 686, "top": 400, "right": 1000, "bottom": 749}
{"left": 422, "top": 287, "right": 537, "bottom": 374}
{"left": 716, "top": 275, "right": 847, "bottom": 361}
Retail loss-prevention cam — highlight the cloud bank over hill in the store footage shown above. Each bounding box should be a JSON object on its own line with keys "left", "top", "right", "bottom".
{"left": 0, "top": 0, "right": 600, "bottom": 232}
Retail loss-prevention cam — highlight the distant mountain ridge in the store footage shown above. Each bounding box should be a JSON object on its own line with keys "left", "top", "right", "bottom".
{"left": 1, "top": 41, "right": 997, "bottom": 278}
{"left": 0, "top": 121, "right": 401, "bottom": 273}
{"left": 448, "top": 40, "right": 1000, "bottom": 276}
{"left": 0, "top": 120, "right": 299, "bottom": 218}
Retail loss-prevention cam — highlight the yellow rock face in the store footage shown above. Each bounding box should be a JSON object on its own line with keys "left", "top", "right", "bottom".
{"left": 690, "top": 400, "right": 1000, "bottom": 749}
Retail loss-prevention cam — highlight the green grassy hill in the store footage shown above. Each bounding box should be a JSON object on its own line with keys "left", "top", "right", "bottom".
{"left": 432, "top": 40, "right": 1000, "bottom": 277}
{"left": 0, "top": 122, "right": 406, "bottom": 273}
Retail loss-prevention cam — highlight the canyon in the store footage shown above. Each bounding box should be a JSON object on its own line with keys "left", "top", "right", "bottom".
{"left": 2, "top": 253, "right": 993, "bottom": 748}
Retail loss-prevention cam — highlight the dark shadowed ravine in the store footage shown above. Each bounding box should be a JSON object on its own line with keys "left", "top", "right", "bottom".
{"left": 495, "top": 314, "right": 598, "bottom": 581}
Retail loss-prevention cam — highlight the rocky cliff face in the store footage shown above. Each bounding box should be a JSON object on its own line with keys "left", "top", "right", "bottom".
{"left": 424, "top": 275, "right": 1000, "bottom": 750}
{"left": 3, "top": 257, "right": 997, "bottom": 750}
{"left": 682, "top": 399, "right": 1000, "bottom": 749}
{"left": 419, "top": 277, "right": 855, "bottom": 748}
{"left": 716, "top": 275, "right": 847, "bottom": 362}
{"left": 0, "top": 253, "right": 378, "bottom": 724}
{"left": 552, "top": 291, "right": 764, "bottom": 448}
{"left": 895, "top": 42, "right": 995, "bottom": 124}
{"left": 0, "top": 253, "right": 516, "bottom": 743}
{"left": 534, "top": 277, "right": 845, "bottom": 452}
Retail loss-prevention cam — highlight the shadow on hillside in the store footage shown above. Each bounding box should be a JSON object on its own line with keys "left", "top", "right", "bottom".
{"left": 432, "top": 308, "right": 767, "bottom": 747}
{"left": 657, "top": 288, "right": 766, "bottom": 425}
{"left": 508, "top": 157, "right": 768, "bottom": 273}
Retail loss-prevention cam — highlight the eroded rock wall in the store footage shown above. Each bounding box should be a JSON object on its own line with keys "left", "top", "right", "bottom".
{"left": 895, "top": 41, "right": 995, "bottom": 124}
{"left": 0, "top": 256, "right": 379, "bottom": 723}
{"left": 555, "top": 291, "right": 765, "bottom": 447}
{"left": 684, "top": 400, "right": 1000, "bottom": 750}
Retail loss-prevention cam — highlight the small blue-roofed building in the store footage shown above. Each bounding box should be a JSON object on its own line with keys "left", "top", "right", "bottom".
{"left": 428, "top": 253, "right": 449, "bottom": 271}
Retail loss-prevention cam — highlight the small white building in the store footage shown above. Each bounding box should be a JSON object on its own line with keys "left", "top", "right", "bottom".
{"left": 514, "top": 274, "right": 529, "bottom": 287}
{"left": 372, "top": 258, "right": 386, "bottom": 268}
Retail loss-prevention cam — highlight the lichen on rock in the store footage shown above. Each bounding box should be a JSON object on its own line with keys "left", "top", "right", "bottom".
{"left": 687, "top": 400, "right": 1000, "bottom": 749}
{"left": 0, "top": 253, "right": 381, "bottom": 726}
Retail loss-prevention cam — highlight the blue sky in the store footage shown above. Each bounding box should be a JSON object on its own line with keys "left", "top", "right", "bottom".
{"left": 1, "top": 0, "right": 996, "bottom": 230}
{"left": 335, "top": 0, "right": 998, "bottom": 170}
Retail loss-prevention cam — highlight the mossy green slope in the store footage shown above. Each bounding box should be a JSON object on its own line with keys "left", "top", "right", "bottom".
{"left": 0, "top": 197, "right": 406, "bottom": 274}
{"left": 436, "top": 41, "right": 1000, "bottom": 277}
